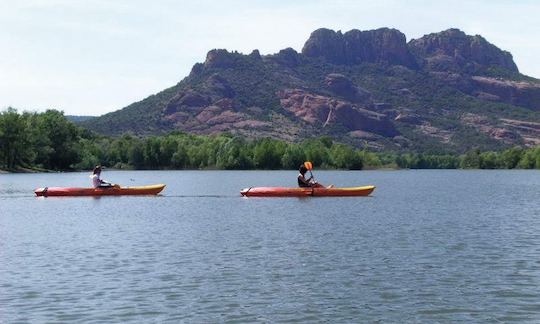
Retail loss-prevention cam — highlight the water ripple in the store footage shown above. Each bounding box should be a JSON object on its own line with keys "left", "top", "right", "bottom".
{"left": 1, "top": 170, "right": 540, "bottom": 322}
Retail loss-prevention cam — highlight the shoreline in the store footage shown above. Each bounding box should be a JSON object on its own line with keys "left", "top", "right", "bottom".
{"left": 1, "top": 167, "right": 536, "bottom": 174}
{"left": 0, "top": 167, "right": 51, "bottom": 174}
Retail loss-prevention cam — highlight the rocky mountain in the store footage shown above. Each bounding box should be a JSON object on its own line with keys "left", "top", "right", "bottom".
{"left": 81, "top": 28, "right": 540, "bottom": 152}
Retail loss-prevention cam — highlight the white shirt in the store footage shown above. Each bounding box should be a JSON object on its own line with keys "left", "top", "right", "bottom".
{"left": 91, "top": 174, "right": 101, "bottom": 188}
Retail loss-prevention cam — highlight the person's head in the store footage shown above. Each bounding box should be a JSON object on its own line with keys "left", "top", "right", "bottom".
{"left": 93, "top": 165, "right": 102, "bottom": 175}
{"left": 299, "top": 164, "right": 307, "bottom": 175}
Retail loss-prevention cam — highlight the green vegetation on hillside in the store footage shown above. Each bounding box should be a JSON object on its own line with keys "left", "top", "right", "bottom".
{"left": 79, "top": 46, "right": 540, "bottom": 154}
{"left": 1, "top": 108, "right": 539, "bottom": 171}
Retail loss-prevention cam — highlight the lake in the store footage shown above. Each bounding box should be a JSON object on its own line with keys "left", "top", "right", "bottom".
{"left": 1, "top": 170, "right": 539, "bottom": 322}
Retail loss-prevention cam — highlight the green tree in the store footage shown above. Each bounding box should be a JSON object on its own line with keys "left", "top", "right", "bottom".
{"left": 304, "top": 141, "right": 330, "bottom": 167}
{"left": 216, "top": 137, "right": 253, "bottom": 169}
{"left": 518, "top": 147, "right": 540, "bottom": 169}
{"left": 159, "top": 136, "right": 178, "bottom": 167}
{"left": 0, "top": 108, "right": 32, "bottom": 169}
{"left": 500, "top": 147, "right": 523, "bottom": 169}
{"left": 143, "top": 137, "right": 161, "bottom": 168}
{"left": 171, "top": 143, "right": 189, "bottom": 168}
{"left": 129, "top": 139, "right": 145, "bottom": 168}
{"left": 479, "top": 151, "right": 499, "bottom": 169}
{"left": 72, "top": 138, "right": 101, "bottom": 170}
{"left": 359, "top": 150, "right": 382, "bottom": 168}
{"left": 331, "top": 144, "right": 363, "bottom": 169}
{"left": 460, "top": 150, "right": 481, "bottom": 169}
{"left": 253, "top": 138, "right": 285, "bottom": 169}
{"left": 36, "top": 110, "right": 81, "bottom": 169}
{"left": 281, "top": 144, "right": 306, "bottom": 169}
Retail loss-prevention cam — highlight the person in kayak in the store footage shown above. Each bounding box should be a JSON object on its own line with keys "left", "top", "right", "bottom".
{"left": 298, "top": 164, "right": 324, "bottom": 188}
{"left": 91, "top": 165, "right": 114, "bottom": 188}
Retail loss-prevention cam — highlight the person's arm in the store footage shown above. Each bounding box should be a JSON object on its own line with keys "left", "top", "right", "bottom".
{"left": 98, "top": 176, "right": 111, "bottom": 186}
{"left": 303, "top": 175, "right": 318, "bottom": 187}
{"left": 298, "top": 175, "right": 311, "bottom": 187}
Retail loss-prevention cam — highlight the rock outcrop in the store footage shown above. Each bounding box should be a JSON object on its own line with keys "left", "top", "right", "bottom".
{"left": 302, "top": 28, "right": 417, "bottom": 68}
{"left": 270, "top": 47, "right": 302, "bottom": 67}
{"left": 204, "top": 49, "right": 241, "bottom": 69}
{"left": 470, "top": 76, "right": 540, "bottom": 110}
{"left": 409, "top": 28, "right": 518, "bottom": 73}
{"left": 324, "top": 73, "right": 371, "bottom": 102}
{"left": 461, "top": 113, "right": 521, "bottom": 144}
{"left": 204, "top": 74, "right": 235, "bottom": 99}
{"left": 277, "top": 89, "right": 398, "bottom": 137}
{"left": 165, "top": 90, "right": 210, "bottom": 115}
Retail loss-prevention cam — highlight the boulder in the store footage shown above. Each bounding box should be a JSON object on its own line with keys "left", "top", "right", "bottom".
{"left": 324, "top": 73, "right": 371, "bottom": 102}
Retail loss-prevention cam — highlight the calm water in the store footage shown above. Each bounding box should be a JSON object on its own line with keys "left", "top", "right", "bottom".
{"left": 1, "top": 170, "right": 539, "bottom": 322}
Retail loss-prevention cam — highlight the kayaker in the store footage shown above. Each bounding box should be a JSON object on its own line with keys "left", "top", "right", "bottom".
{"left": 91, "top": 165, "right": 114, "bottom": 188}
{"left": 298, "top": 164, "right": 324, "bottom": 188}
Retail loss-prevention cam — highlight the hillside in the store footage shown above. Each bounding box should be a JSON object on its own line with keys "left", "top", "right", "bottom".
{"left": 66, "top": 115, "right": 95, "bottom": 123}
{"left": 81, "top": 28, "right": 540, "bottom": 153}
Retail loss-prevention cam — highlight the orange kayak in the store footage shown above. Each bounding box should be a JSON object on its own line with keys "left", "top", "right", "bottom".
{"left": 35, "top": 184, "right": 166, "bottom": 197}
{"left": 240, "top": 185, "right": 375, "bottom": 197}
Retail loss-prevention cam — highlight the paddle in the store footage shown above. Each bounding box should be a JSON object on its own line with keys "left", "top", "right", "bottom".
{"left": 304, "top": 161, "right": 333, "bottom": 189}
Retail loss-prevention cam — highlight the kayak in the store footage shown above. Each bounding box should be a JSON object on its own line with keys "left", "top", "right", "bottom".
{"left": 240, "top": 185, "right": 375, "bottom": 197}
{"left": 35, "top": 184, "right": 166, "bottom": 197}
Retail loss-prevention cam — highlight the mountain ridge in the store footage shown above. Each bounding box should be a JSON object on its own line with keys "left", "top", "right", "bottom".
{"left": 81, "top": 27, "right": 540, "bottom": 153}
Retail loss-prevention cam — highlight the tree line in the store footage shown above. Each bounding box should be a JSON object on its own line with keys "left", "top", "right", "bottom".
{"left": 1, "top": 108, "right": 539, "bottom": 171}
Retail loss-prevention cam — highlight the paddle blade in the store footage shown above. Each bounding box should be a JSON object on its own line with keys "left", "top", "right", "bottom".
{"left": 304, "top": 161, "right": 313, "bottom": 170}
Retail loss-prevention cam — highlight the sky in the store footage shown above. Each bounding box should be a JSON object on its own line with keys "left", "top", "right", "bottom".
{"left": 1, "top": 0, "right": 539, "bottom": 116}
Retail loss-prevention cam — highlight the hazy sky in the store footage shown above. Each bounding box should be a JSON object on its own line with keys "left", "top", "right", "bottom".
{"left": 1, "top": 0, "right": 539, "bottom": 116}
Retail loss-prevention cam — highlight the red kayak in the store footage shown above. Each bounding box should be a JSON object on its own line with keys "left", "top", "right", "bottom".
{"left": 35, "top": 184, "right": 166, "bottom": 197}
{"left": 240, "top": 185, "right": 375, "bottom": 197}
